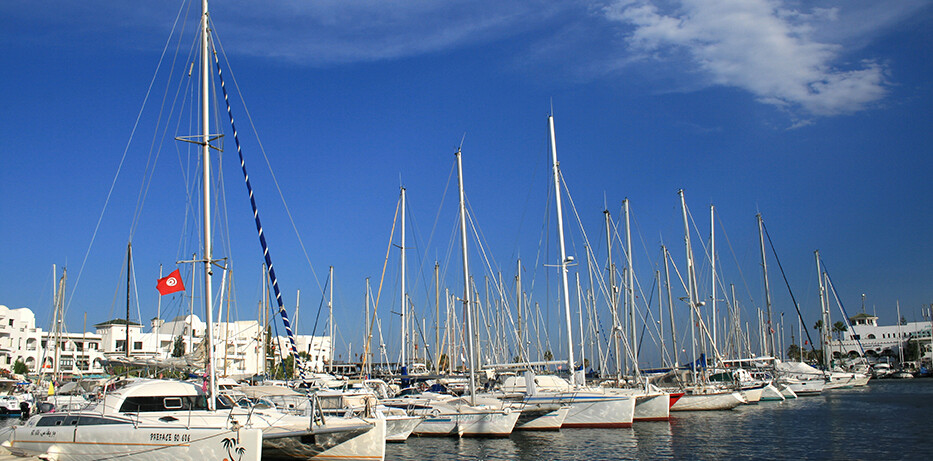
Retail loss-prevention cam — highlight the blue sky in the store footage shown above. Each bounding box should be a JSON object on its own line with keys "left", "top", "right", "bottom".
{"left": 1, "top": 1, "right": 931, "bottom": 366}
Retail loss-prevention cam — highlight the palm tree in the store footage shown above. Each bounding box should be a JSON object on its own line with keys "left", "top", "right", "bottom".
{"left": 813, "top": 319, "right": 824, "bottom": 332}
{"left": 832, "top": 321, "right": 848, "bottom": 341}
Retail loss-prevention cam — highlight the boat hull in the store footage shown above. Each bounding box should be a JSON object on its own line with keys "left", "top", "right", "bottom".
{"left": 4, "top": 423, "right": 262, "bottom": 461}
{"left": 759, "top": 383, "right": 786, "bottom": 401}
{"left": 670, "top": 391, "right": 745, "bottom": 411}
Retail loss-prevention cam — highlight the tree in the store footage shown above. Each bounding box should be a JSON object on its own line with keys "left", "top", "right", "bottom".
{"left": 787, "top": 344, "right": 803, "bottom": 361}
{"left": 543, "top": 350, "right": 553, "bottom": 361}
{"left": 172, "top": 335, "right": 186, "bottom": 357}
{"left": 832, "top": 321, "right": 848, "bottom": 341}
{"left": 12, "top": 360, "right": 28, "bottom": 375}
{"left": 813, "top": 319, "right": 824, "bottom": 332}
{"left": 438, "top": 354, "right": 449, "bottom": 373}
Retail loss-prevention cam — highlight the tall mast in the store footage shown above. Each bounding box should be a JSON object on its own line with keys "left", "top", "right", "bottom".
{"left": 605, "top": 210, "right": 622, "bottom": 379}
{"left": 365, "top": 277, "right": 372, "bottom": 377}
{"left": 455, "top": 147, "right": 477, "bottom": 403}
{"left": 679, "top": 190, "right": 698, "bottom": 384}
{"left": 710, "top": 205, "right": 717, "bottom": 354}
{"left": 548, "top": 114, "right": 576, "bottom": 387}
{"left": 435, "top": 262, "right": 440, "bottom": 374}
{"left": 815, "top": 250, "right": 830, "bottom": 371}
{"left": 516, "top": 259, "right": 524, "bottom": 363}
{"left": 329, "top": 265, "right": 334, "bottom": 373}
{"left": 126, "top": 242, "right": 132, "bottom": 359}
{"left": 399, "top": 187, "right": 407, "bottom": 370}
{"left": 623, "top": 198, "right": 637, "bottom": 379}
{"left": 576, "top": 272, "right": 585, "bottom": 383}
{"left": 199, "top": 0, "right": 217, "bottom": 410}
{"left": 758, "top": 214, "right": 776, "bottom": 357}
{"left": 664, "top": 245, "right": 677, "bottom": 367}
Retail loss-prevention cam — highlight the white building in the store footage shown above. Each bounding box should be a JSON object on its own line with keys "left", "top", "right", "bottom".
{"left": 833, "top": 312, "right": 933, "bottom": 362}
{"left": 0, "top": 304, "right": 107, "bottom": 377}
{"left": 0, "top": 304, "right": 331, "bottom": 379}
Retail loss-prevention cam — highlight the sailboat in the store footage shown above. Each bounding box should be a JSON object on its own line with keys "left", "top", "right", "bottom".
{"left": 494, "top": 114, "right": 636, "bottom": 428}
{"left": 1, "top": 1, "right": 386, "bottom": 459}
{"left": 382, "top": 147, "right": 520, "bottom": 438}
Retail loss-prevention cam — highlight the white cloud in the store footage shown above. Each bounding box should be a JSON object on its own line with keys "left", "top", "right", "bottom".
{"left": 211, "top": 0, "right": 564, "bottom": 65}
{"left": 602, "top": 0, "right": 894, "bottom": 115}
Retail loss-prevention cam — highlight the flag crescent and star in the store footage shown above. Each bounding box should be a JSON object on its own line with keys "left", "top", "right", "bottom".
{"left": 156, "top": 269, "right": 185, "bottom": 295}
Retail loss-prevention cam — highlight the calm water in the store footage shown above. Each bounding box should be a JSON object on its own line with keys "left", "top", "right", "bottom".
{"left": 3, "top": 380, "right": 929, "bottom": 460}
{"left": 388, "top": 379, "right": 933, "bottom": 460}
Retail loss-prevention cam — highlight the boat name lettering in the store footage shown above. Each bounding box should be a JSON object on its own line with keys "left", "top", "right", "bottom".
{"left": 29, "top": 429, "right": 55, "bottom": 438}
{"left": 150, "top": 432, "right": 190, "bottom": 442}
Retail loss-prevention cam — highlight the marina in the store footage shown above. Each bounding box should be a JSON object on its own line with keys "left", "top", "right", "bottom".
{"left": 0, "top": 379, "right": 930, "bottom": 460}
{"left": 1, "top": 0, "right": 931, "bottom": 460}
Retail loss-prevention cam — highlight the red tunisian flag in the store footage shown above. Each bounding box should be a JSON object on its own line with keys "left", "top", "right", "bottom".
{"left": 156, "top": 269, "right": 185, "bottom": 295}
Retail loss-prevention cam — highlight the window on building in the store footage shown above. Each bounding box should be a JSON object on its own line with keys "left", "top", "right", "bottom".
{"left": 116, "top": 340, "right": 126, "bottom": 352}
{"left": 76, "top": 342, "right": 84, "bottom": 351}
{"left": 133, "top": 341, "right": 143, "bottom": 350}
{"left": 8, "top": 319, "right": 13, "bottom": 327}
{"left": 60, "top": 358, "right": 73, "bottom": 369}
{"left": 867, "top": 334, "right": 876, "bottom": 339}
{"left": 851, "top": 334, "right": 860, "bottom": 340}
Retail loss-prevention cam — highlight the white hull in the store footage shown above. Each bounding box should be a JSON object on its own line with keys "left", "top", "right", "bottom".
{"left": 3, "top": 422, "right": 262, "bottom": 461}
{"left": 411, "top": 410, "right": 518, "bottom": 437}
{"left": 670, "top": 391, "right": 745, "bottom": 411}
{"left": 740, "top": 386, "right": 764, "bottom": 404}
{"left": 759, "top": 383, "right": 786, "bottom": 401}
{"left": 557, "top": 393, "right": 635, "bottom": 428}
{"left": 783, "top": 379, "right": 824, "bottom": 396}
{"left": 261, "top": 415, "right": 386, "bottom": 461}
{"left": 385, "top": 415, "right": 423, "bottom": 442}
{"left": 633, "top": 393, "right": 670, "bottom": 421}
{"left": 514, "top": 405, "right": 570, "bottom": 431}
{"left": 778, "top": 383, "right": 798, "bottom": 399}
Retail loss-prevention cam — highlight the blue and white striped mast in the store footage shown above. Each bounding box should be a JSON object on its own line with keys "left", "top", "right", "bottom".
{"left": 210, "top": 21, "right": 304, "bottom": 380}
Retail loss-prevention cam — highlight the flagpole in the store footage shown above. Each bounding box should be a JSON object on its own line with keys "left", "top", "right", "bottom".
{"left": 157, "top": 264, "right": 163, "bottom": 323}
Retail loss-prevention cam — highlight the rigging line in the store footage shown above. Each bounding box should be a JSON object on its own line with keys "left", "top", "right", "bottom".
{"left": 762, "top": 221, "right": 817, "bottom": 353}
{"left": 716, "top": 214, "right": 757, "bottom": 308}
{"left": 422, "top": 160, "right": 456, "bottom": 284}
{"left": 65, "top": 0, "right": 190, "bottom": 314}
{"left": 129, "top": 1, "right": 196, "bottom": 241}
{"left": 211, "top": 24, "right": 324, "bottom": 295}
{"left": 362, "top": 196, "right": 401, "bottom": 370}
{"left": 818, "top": 257, "right": 867, "bottom": 356}
{"left": 212, "top": 40, "right": 303, "bottom": 378}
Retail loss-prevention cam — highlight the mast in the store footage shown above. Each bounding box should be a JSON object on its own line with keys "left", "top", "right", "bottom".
{"left": 758, "top": 214, "right": 776, "bottom": 358}
{"left": 548, "top": 114, "right": 576, "bottom": 387}
{"left": 400, "top": 187, "right": 407, "bottom": 370}
{"left": 623, "top": 198, "right": 637, "bottom": 379}
{"left": 576, "top": 272, "right": 585, "bottom": 382}
{"left": 815, "top": 250, "right": 830, "bottom": 371}
{"left": 455, "top": 147, "right": 477, "bottom": 403}
{"left": 435, "top": 262, "right": 440, "bottom": 374}
{"left": 365, "top": 277, "right": 372, "bottom": 377}
{"left": 126, "top": 242, "right": 132, "bottom": 359}
{"left": 896, "top": 301, "right": 903, "bottom": 365}
{"left": 199, "top": 0, "right": 217, "bottom": 410}
{"left": 710, "top": 205, "right": 716, "bottom": 354}
{"left": 679, "top": 190, "right": 698, "bottom": 384}
{"left": 663, "top": 245, "right": 678, "bottom": 367}
{"left": 329, "top": 266, "right": 334, "bottom": 373}
{"left": 516, "top": 259, "right": 524, "bottom": 363}
{"left": 605, "top": 210, "right": 622, "bottom": 379}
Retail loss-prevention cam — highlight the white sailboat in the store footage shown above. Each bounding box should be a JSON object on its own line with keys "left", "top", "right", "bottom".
{"left": 497, "top": 115, "right": 635, "bottom": 429}
{"left": 2, "top": 1, "right": 386, "bottom": 459}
